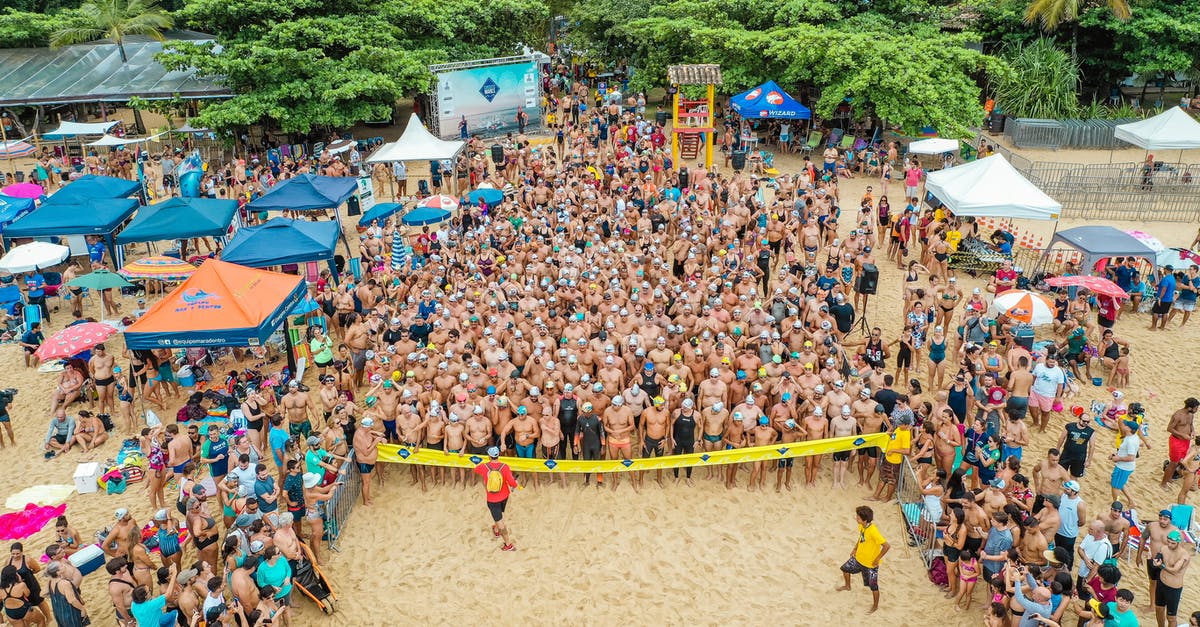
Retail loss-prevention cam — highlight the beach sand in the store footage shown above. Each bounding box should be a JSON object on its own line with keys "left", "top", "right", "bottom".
{"left": 0, "top": 132, "right": 1198, "bottom": 625}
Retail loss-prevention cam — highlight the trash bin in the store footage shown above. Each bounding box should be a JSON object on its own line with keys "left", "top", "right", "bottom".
{"left": 731, "top": 149, "right": 747, "bottom": 171}
{"left": 490, "top": 144, "right": 504, "bottom": 164}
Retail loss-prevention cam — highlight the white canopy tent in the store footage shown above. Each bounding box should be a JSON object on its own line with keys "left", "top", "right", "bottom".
{"left": 42, "top": 120, "right": 119, "bottom": 137}
{"left": 1114, "top": 107, "right": 1200, "bottom": 150}
{"left": 907, "top": 138, "right": 960, "bottom": 155}
{"left": 86, "top": 132, "right": 167, "bottom": 146}
{"left": 366, "top": 115, "right": 465, "bottom": 163}
{"left": 924, "top": 155, "right": 1061, "bottom": 221}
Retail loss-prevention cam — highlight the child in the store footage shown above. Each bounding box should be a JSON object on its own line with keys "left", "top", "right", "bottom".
{"left": 983, "top": 601, "right": 1007, "bottom": 627}
{"left": 955, "top": 548, "right": 980, "bottom": 610}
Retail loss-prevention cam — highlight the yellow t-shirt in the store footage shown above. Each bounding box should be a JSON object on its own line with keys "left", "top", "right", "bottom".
{"left": 856, "top": 523, "right": 887, "bottom": 566}
{"left": 885, "top": 428, "right": 911, "bottom": 464}
{"left": 945, "top": 229, "right": 962, "bottom": 252}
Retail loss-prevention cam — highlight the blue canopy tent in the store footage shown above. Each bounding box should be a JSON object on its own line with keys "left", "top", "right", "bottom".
{"left": 401, "top": 206, "right": 452, "bottom": 227}
{"left": 357, "top": 202, "right": 404, "bottom": 227}
{"left": 115, "top": 197, "right": 239, "bottom": 244}
{"left": 0, "top": 195, "right": 36, "bottom": 233}
{"left": 245, "top": 174, "right": 358, "bottom": 212}
{"left": 4, "top": 197, "right": 139, "bottom": 267}
{"left": 49, "top": 174, "right": 141, "bottom": 203}
{"left": 220, "top": 217, "right": 339, "bottom": 272}
{"left": 729, "top": 81, "right": 811, "bottom": 120}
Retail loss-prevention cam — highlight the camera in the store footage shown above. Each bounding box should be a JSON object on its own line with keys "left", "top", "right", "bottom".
{"left": 0, "top": 388, "right": 16, "bottom": 411}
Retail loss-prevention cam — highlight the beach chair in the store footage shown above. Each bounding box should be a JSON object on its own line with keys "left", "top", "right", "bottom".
{"left": 0, "top": 285, "right": 21, "bottom": 315}
{"left": 804, "top": 131, "right": 822, "bottom": 153}
{"left": 22, "top": 304, "right": 40, "bottom": 330}
{"left": 348, "top": 258, "right": 362, "bottom": 281}
{"left": 827, "top": 128, "right": 844, "bottom": 147}
{"left": 304, "top": 262, "right": 320, "bottom": 284}
{"left": 840, "top": 135, "right": 856, "bottom": 150}
{"left": 312, "top": 142, "right": 325, "bottom": 158}
{"left": 1170, "top": 504, "right": 1199, "bottom": 549}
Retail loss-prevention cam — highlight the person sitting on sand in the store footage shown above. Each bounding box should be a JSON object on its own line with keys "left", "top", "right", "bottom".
{"left": 72, "top": 410, "right": 107, "bottom": 452}
{"left": 43, "top": 408, "right": 76, "bottom": 458}
{"left": 18, "top": 321, "right": 43, "bottom": 368}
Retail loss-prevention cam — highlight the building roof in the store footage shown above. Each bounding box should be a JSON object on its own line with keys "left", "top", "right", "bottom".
{"left": 0, "top": 31, "right": 230, "bottom": 107}
{"left": 667, "top": 64, "right": 723, "bottom": 86}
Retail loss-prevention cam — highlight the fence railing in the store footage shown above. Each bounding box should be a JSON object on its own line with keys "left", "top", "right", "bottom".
{"left": 322, "top": 452, "right": 362, "bottom": 552}
{"left": 895, "top": 458, "right": 938, "bottom": 568}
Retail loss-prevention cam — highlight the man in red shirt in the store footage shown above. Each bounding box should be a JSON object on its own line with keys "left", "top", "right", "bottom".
{"left": 993, "top": 259, "right": 1018, "bottom": 295}
{"left": 473, "top": 446, "right": 519, "bottom": 551}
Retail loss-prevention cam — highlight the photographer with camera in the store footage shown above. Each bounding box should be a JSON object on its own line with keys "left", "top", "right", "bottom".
{"left": 0, "top": 388, "right": 15, "bottom": 447}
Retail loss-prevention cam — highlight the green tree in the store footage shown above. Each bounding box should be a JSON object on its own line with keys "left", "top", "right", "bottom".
{"left": 1023, "top": 0, "right": 1130, "bottom": 59}
{"left": 992, "top": 38, "right": 1080, "bottom": 118}
{"left": 0, "top": 8, "right": 89, "bottom": 48}
{"left": 49, "top": 0, "right": 173, "bottom": 62}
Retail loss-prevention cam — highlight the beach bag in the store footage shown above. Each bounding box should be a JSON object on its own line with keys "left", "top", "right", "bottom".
{"left": 103, "top": 470, "right": 127, "bottom": 494}
{"left": 485, "top": 463, "right": 504, "bottom": 493}
{"left": 927, "top": 556, "right": 949, "bottom": 588}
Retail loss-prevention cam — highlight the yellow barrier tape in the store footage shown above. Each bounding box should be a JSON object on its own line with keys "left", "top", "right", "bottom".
{"left": 376, "top": 432, "right": 892, "bottom": 474}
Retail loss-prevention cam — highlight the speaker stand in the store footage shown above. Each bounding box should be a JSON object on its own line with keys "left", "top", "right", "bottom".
{"left": 854, "top": 296, "right": 872, "bottom": 336}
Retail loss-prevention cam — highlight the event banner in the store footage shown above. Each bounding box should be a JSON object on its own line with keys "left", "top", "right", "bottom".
{"left": 435, "top": 61, "right": 540, "bottom": 140}
{"left": 376, "top": 433, "right": 891, "bottom": 474}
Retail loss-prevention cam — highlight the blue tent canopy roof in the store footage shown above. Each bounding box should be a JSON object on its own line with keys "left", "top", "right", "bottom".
{"left": 115, "top": 197, "right": 238, "bottom": 244}
{"left": 5, "top": 197, "right": 138, "bottom": 237}
{"left": 220, "top": 217, "right": 339, "bottom": 268}
{"left": 246, "top": 174, "right": 358, "bottom": 212}
{"left": 48, "top": 174, "right": 141, "bottom": 203}
{"left": 0, "top": 195, "right": 36, "bottom": 229}
{"left": 401, "top": 206, "right": 452, "bottom": 226}
{"left": 357, "top": 202, "right": 405, "bottom": 227}
{"left": 730, "top": 81, "right": 811, "bottom": 120}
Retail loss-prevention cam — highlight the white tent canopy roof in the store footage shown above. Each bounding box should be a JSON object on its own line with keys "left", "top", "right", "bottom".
{"left": 365, "top": 115, "right": 465, "bottom": 163}
{"left": 925, "top": 154, "right": 1062, "bottom": 221}
{"left": 907, "top": 138, "right": 960, "bottom": 155}
{"left": 86, "top": 132, "right": 167, "bottom": 146}
{"left": 1114, "top": 106, "right": 1200, "bottom": 151}
{"left": 43, "top": 120, "right": 118, "bottom": 137}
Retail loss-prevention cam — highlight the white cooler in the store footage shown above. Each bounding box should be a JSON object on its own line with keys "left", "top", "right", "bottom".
{"left": 73, "top": 462, "right": 101, "bottom": 494}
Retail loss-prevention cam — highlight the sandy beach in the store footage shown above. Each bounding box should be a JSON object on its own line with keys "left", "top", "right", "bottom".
{"left": 0, "top": 131, "right": 1198, "bottom": 626}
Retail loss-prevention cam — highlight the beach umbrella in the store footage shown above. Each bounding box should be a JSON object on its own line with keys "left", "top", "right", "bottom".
{"left": 0, "top": 141, "right": 36, "bottom": 159}
{"left": 66, "top": 269, "right": 133, "bottom": 291}
{"left": 990, "top": 290, "right": 1057, "bottom": 325}
{"left": 1044, "top": 275, "right": 1128, "bottom": 299}
{"left": 391, "top": 231, "right": 409, "bottom": 271}
{"left": 1125, "top": 230, "right": 1165, "bottom": 252}
{"left": 400, "top": 206, "right": 452, "bottom": 227}
{"left": 34, "top": 322, "right": 117, "bottom": 361}
{"left": 0, "top": 182, "right": 44, "bottom": 199}
{"left": 119, "top": 256, "right": 197, "bottom": 281}
{"left": 1156, "top": 247, "right": 1200, "bottom": 269}
{"left": 466, "top": 188, "right": 503, "bottom": 205}
{"left": 325, "top": 139, "right": 355, "bottom": 155}
{"left": 0, "top": 241, "right": 69, "bottom": 274}
{"left": 416, "top": 194, "right": 458, "bottom": 212}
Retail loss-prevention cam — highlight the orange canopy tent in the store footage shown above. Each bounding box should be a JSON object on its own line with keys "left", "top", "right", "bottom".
{"left": 123, "top": 259, "right": 305, "bottom": 349}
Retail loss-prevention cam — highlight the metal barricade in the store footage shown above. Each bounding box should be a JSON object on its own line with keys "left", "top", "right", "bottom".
{"left": 1008, "top": 119, "right": 1067, "bottom": 150}
{"left": 322, "top": 453, "right": 362, "bottom": 551}
{"left": 895, "top": 458, "right": 937, "bottom": 568}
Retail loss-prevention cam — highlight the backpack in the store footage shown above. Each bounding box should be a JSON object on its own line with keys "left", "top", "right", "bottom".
{"left": 485, "top": 463, "right": 504, "bottom": 493}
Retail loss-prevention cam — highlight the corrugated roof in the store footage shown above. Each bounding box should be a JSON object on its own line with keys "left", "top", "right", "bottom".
{"left": 0, "top": 31, "right": 230, "bottom": 106}
{"left": 667, "top": 64, "right": 723, "bottom": 86}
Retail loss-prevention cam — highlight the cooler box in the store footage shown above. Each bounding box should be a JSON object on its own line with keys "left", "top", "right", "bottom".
{"left": 68, "top": 544, "right": 105, "bottom": 576}
{"left": 176, "top": 366, "right": 195, "bottom": 387}
{"left": 73, "top": 462, "right": 101, "bottom": 494}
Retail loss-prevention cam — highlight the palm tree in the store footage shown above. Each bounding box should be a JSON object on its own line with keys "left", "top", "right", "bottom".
{"left": 1024, "top": 0, "right": 1131, "bottom": 59}
{"left": 50, "top": 0, "right": 174, "bottom": 133}
{"left": 50, "top": 0, "right": 174, "bottom": 62}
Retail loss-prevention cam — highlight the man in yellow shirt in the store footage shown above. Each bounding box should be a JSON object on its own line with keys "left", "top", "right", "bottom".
{"left": 837, "top": 505, "right": 891, "bottom": 613}
{"left": 869, "top": 409, "right": 913, "bottom": 503}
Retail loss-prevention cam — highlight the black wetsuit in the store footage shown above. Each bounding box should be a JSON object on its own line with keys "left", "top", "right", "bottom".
{"left": 557, "top": 396, "right": 579, "bottom": 459}
{"left": 672, "top": 410, "right": 698, "bottom": 479}
{"left": 640, "top": 371, "right": 661, "bottom": 399}
{"left": 577, "top": 412, "right": 604, "bottom": 482}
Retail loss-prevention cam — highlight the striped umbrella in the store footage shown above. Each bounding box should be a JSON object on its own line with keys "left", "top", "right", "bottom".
{"left": 0, "top": 141, "right": 36, "bottom": 159}
{"left": 989, "top": 290, "right": 1057, "bottom": 325}
{"left": 119, "top": 256, "right": 197, "bottom": 281}
{"left": 391, "top": 231, "right": 409, "bottom": 271}
{"left": 1125, "top": 230, "right": 1165, "bottom": 252}
{"left": 416, "top": 194, "right": 458, "bottom": 212}
{"left": 35, "top": 322, "right": 117, "bottom": 361}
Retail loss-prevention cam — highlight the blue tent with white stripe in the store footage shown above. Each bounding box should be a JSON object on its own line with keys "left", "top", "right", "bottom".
{"left": 730, "top": 81, "right": 811, "bottom": 120}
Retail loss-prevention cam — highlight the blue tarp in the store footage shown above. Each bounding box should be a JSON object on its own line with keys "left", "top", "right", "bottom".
{"left": 246, "top": 174, "right": 358, "bottom": 212}
{"left": 730, "top": 81, "right": 811, "bottom": 120}
{"left": 48, "top": 174, "right": 141, "bottom": 203}
{"left": 0, "top": 194, "right": 35, "bottom": 229}
{"left": 401, "top": 206, "right": 451, "bottom": 226}
{"left": 220, "top": 217, "right": 339, "bottom": 267}
{"left": 116, "top": 197, "right": 238, "bottom": 244}
{"left": 4, "top": 197, "right": 138, "bottom": 237}
{"left": 357, "top": 202, "right": 404, "bottom": 227}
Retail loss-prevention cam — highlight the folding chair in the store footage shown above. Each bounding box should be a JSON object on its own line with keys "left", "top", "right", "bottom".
{"left": 22, "top": 304, "right": 41, "bottom": 332}
{"left": 1170, "top": 504, "right": 1199, "bottom": 549}
{"left": 804, "top": 131, "right": 822, "bottom": 153}
{"left": 840, "top": 135, "right": 856, "bottom": 150}
{"left": 827, "top": 128, "right": 844, "bottom": 147}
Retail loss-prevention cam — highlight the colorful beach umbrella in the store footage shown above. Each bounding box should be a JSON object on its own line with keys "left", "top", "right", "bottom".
{"left": 119, "top": 256, "right": 197, "bottom": 281}
{"left": 0, "top": 141, "right": 36, "bottom": 159}
{"left": 0, "top": 182, "right": 44, "bottom": 199}
{"left": 1125, "top": 230, "right": 1165, "bottom": 252}
{"left": 416, "top": 194, "right": 458, "bottom": 212}
{"left": 0, "top": 241, "right": 69, "bottom": 274}
{"left": 466, "top": 188, "right": 503, "bottom": 205}
{"left": 401, "top": 206, "right": 451, "bottom": 227}
{"left": 989, "top": 290, "right": 1057, "bottom": 325}
{"left": 66, "top": 269, "right": 133, "bottom": 291}
{"left": 34, "top": 322, "right": 117, "bottom": 361}
{"left": 1156, "top": 247, "right": 1200, "bottom": 269}
{"left": 391, "top": 231, "right": 409, "bottom": 271}
{"left": 1044, "top": 275, "right": 1128, "bottom": 299}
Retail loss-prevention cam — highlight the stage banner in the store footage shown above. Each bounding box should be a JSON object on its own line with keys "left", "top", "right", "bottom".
{"left": 376, "top": 433, "right": 891, "bottom": 474}
{"left": 435, "top": 61, "right": 540, "bottom": 139}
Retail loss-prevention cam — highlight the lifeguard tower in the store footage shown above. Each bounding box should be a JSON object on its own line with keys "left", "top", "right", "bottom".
{"left": 667, "top": 64, "right": 722, "bottom": 170}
